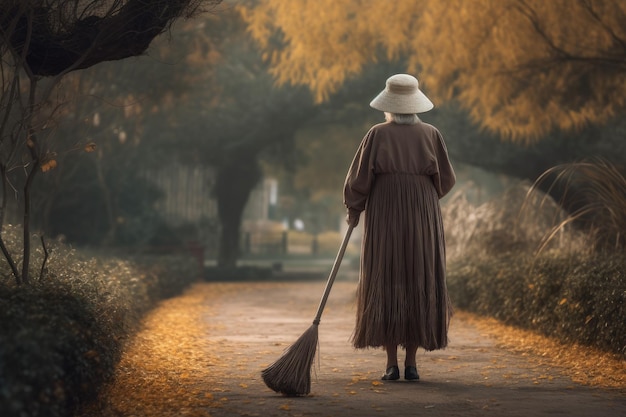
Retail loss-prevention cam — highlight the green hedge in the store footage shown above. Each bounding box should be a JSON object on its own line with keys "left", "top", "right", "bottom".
{"left": 447, "top": 251, "right": 626, "bottom": 356}
{"left": 0, "top": 248, "right": 199, "bottom": 417}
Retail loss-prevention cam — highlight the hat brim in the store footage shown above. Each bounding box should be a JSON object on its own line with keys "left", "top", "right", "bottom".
{"left": 370, "top": 88, "right": 434, "bottom": 114}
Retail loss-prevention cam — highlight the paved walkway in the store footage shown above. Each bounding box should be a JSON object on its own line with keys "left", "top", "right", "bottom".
{"left": 92, "top": 281, "right": 626, "bottom": 417}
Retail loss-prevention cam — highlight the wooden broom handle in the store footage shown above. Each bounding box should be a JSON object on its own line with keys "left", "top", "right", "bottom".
{"left": 312, "top": 224, "right": 354, "bottom": 325}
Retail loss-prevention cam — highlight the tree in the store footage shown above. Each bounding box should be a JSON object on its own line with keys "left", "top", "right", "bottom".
{"left": 267, "top": 63, "right": 404, "bottom": 229}
{"left": 2, "top": 0, "right": 219, "bottom": 76}
{"left": 31, "top": 17, "right": 223, "bottom": 247}
{"left": 181, "top": 26, "right": 316, "bottom": 268}
{"left": 261, "top": 66, "right": 626, "bottom": 227}
{"left": 239, "top": 0, "right": 626, "bottom": 140}
{"left": 0, "top": 0, "right": 221, "bottom": 284}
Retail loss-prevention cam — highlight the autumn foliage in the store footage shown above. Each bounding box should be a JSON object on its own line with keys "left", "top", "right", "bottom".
{"left": 240, "top": 0, "right": 626, "bottom": 140}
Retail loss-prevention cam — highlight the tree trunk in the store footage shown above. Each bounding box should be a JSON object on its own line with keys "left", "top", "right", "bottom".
{"left": 0, "top": 165, "right": 20, "bottom": 284}
{"left": 94, "top": 153, "right": 118, "bottom": 246}
{"left": 214, "top": 155, "right": 261, "bottom": 268}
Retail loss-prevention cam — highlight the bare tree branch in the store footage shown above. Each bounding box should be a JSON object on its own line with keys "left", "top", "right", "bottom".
{"left": 38, "top": 233, "right": 48, "bottom": 280}
{"left": 578, "top": 0, "right": 626, "bottom": 52}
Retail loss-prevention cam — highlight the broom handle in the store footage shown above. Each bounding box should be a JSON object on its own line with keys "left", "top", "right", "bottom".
{"left": 312, "top": 224, "right": 354, "bottom": 325}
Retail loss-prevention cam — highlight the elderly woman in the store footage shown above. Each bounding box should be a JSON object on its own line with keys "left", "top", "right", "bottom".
{"left": 344, "top": 74, "right": 456, "bottom": 381}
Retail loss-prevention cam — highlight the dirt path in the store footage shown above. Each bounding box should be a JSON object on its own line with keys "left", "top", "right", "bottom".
{"left": 89, "top": 281, "right": 626, "bottom": 417}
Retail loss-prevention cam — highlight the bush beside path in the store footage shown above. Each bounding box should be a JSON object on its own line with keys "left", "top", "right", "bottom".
{"left": 84, "top": 281, "right": 626, "bottom": 417}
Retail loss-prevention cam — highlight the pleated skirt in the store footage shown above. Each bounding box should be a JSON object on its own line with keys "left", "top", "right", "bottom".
{"left": 352, "top": 173, "right": 452, "bottom": 351}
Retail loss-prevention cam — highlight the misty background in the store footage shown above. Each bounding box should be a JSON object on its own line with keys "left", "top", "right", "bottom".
{"left": 6, "top": 4, "right": 623, "bottom": 273}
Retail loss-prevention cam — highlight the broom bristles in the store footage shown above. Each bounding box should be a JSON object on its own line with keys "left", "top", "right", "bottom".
{"left": 261, "top": 323, "right": 319, "bottom": 396}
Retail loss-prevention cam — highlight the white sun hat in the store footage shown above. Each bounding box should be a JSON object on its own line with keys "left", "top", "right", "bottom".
{"left": 370, "top": 74, "right": 434, "bottom": 114}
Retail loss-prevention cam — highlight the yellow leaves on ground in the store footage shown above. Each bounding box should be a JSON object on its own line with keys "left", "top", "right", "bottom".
{"left": 349, "top": 376, "right": 362, "bottom": 384}
{"left": 458, "top": 311, "right": 626, "bottom": 389}
{"left": 92, "top": 283, "right": 243, "bottom": 417}
{"left": 344, "top": 373, "right": 389, "bottom": 394}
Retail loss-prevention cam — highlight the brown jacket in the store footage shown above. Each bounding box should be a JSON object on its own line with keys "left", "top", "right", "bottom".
{"left": 344, "top": 121, "right": 456, "bottom": 218}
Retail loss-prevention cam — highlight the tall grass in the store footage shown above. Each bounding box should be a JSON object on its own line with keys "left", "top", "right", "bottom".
{"left": 529, "top": 158, "right": 626, "bottom": 254}
{"left": 443, "top": 181, "right": 588, "bottom": 261}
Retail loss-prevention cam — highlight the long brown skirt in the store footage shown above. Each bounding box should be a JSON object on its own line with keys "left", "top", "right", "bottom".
{"left": 352, "top": 173, "right": 452, "bottom": 351}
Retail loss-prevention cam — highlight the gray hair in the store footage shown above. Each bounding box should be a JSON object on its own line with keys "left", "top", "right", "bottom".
{"left": 384, "top": 112, "right": 420, "bottom": 125}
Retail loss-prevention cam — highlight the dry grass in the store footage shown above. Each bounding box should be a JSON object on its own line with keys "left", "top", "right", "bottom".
{"left": 443, "top": 181, "right": 588, "bottom": 261}
{"left": 530, "top": 158, "right": 626, "bottom": 253}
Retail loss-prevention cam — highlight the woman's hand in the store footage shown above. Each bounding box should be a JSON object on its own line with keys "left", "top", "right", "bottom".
{"left": 346, "top": 212, "right": 359, "bottom": 227}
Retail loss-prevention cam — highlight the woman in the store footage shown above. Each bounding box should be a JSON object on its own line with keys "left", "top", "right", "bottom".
{"left": 343, "top": 74, "right": 455, "bottom": 381}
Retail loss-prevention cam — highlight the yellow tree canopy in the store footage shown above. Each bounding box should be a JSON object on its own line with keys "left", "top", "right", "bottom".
{"left": 239, "top": 0, "right": 626, "bottom": 141}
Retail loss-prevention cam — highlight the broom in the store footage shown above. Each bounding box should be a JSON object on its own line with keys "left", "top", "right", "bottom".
{"left": 261, "top": 224, "right": 354, "bottom": 396}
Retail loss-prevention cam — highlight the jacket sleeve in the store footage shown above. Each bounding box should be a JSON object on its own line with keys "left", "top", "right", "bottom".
{"left": 343, "top": 130, "right": 376, "bottom": 217}
{"left": 432, "top": 131, "right": 456, "bottom": 198}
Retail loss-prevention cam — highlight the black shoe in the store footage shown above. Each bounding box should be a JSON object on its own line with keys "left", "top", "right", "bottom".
{"left": 404, "top": 366, "right": 420, "bottom": 381}
{"left": 381, "top": 366, "right": 400, "bottom": 381}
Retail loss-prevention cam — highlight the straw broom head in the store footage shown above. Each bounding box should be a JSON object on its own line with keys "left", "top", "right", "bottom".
{"left": 262, "top": 224, "right": 354, "bottom": 396}
{"left": 261, "top": 322, "right": 319, "bottom": 396}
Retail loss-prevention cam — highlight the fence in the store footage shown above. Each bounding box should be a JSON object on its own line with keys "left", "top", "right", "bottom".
{"left": 241, "top": 230, "right": 319, "bottom": 256}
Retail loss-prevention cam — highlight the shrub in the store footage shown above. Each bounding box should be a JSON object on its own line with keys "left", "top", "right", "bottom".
{"left": 0, "top": 227, "right": 199, "bottom": 417}
{"left": 444, "top": 179, "right": 625, "bottom": 356}
{"left": 448, "top": 251, "right": 626, "bottom": 356}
